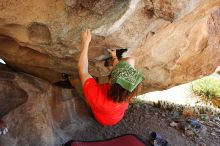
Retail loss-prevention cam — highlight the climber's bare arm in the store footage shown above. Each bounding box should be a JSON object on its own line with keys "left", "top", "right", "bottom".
{"left": 122, "top": 57, "right": 135, "bottom": 67}
{"left": 108, "top": 49, "right": 135, "bottom": 68}
{"left": 78, "top": 29, "right": 93, "bottom": 85}
{"left": 108, "top": 49, "right": 119, "bottom": 67}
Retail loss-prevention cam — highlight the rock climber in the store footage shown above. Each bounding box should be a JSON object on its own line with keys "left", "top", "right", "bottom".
{"left": 69, "top": 29, "right": 144, "bottom": 126}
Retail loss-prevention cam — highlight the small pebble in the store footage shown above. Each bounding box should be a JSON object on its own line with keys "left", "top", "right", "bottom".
{"left": 213, "top": 117, "right": 220, "bottom": 122}
{"left": 214, "top": 128, "right": 220, "bottom": 133}
{"left": 200, "top": 114, "right": 209, "bottom": 121}
{"left": 170, "top": 121, "right": 178, "bottom": 128}
{"left": 185, "top": 130, "right": 194, "bottom": 136}
{"left": 204, "top": 122, "right": 214, "bottom": 127}
{"left": 211, "top": 132, "right": 217, "bottom": 137}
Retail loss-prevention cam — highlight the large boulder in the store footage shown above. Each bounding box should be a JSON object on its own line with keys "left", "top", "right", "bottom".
{"left": 130, "top": 1, "right": 220, "bottom": 91}
{"left": 0, "top": 65, "right": 92, "bottom": 146}
{"left": 0, "top": 0, "right": 141, "bottom": 82}
{"left": 0, "top": 65, "right": 28, "bottom": 118}
{"left": 0, "top": 0, "right": 219, "bottom": 91}
{"left": 0, "top": 67, "right": 199, "bottom": 146}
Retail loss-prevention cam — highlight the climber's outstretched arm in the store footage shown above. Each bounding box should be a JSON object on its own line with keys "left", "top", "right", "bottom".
{"left": 78, "top": 29, "right": 92, "bottom": 85}
{"left": 107, "top": 49, "right": 119, "bottom": 67}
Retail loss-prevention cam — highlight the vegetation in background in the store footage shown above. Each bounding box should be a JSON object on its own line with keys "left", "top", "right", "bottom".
{"left": 191, "top": 74, "right": 220, "bottom": 107}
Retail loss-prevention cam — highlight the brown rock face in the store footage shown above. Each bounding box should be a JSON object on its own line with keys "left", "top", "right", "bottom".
{"left": 28, "top": 22, "right": 52, "bottom": 44}
{"left": 65, "top": 0, "right": 115, "bottom": 15}
{"left": 0, "top": 67, "right": 201, "bottom": 146}
{"left": 131, "top": 1, "right": 220, "bottom": 91}
{"left": 144, "top": 0, "right": 206, "bottom": 21}
{"left": 0, "top": 0, "right": 219, "bottom": 91}
{"left": 1, "top": 1, "right": 220, "bottom": 145}
{"left": 0, "top": 66, "right": 91, "bottom": 146}
{"left": 0, "top": 67, "right": 28, "bottom": 117}
{"left": 0, "top": 80, "right": 28, "bottom": 117}
{"left": 79, "top": 0, "right": 115, "bottom": 15}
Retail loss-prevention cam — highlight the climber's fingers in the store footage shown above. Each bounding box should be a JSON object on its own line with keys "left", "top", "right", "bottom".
{"left": 107, "top": 49, "right": 115, "bottom": 53}
{"left": 81, "top": 29, "right": 91, "bottom": 44}
{"left": 86, "top": 29, "right": 91, "bottom": 35}
{"left": 107, "top": 49, "right": 116, "bottom": 57}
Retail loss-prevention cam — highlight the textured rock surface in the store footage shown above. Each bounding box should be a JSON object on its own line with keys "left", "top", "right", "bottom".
{"left": 0, "top": 68, "right": 199, "bottom": 146}
{"left": 0, "top": 66, "right": 92, "bottom": 146}
{"left": 0, "top": 0, "right": 219, "bottom": 91}
{"left": 131, "top": 1, "right": 220, "bottom": 91}
{"left": 0, "top": 65, "right": 28, "bottom": 118}
{"left": 1, "top": 68, "right": 220, "bottom": 146}
{"left": 1, "top": 1, "right": 220, "bottom": 145}
{"left": 144, "top": 0, "right": 206, "bottom": 21}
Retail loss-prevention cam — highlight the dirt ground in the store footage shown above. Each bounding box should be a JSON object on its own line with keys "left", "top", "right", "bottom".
{"left": 64, "top": 102, "right": 220, "bottom": 146}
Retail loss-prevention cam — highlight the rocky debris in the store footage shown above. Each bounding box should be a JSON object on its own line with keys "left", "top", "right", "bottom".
{"left": 170, "top": 121, "right": 178, "bottom": 128}
{"left": 149, "top": 132, "right": 169, "bottom": 146}
{"left": 168, "top": 109, "right": 207, "bottom": 138}
{"left": 200, "top": 114, "right": 209, "bottom": 121}
{"left": 182, "top": 107, "right": 197, "bottom": 118}
{"left": 167, "top": 107, "right": 220, "bottom": 145}
{"left": 139, "top": 91, "right": 220, "bottom": 145}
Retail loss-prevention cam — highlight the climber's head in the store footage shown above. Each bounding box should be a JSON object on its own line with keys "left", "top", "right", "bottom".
{"left": 108, "top": 58, "right": 144, "bottom": 103}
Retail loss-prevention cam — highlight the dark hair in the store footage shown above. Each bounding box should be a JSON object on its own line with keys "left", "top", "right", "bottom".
{"left": 108, "top": 82, "right": 142, "bottom": 103}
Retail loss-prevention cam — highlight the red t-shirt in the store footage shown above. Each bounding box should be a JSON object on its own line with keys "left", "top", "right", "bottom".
{"left": 82, "top": 78, "right": 128, "bottom": 126}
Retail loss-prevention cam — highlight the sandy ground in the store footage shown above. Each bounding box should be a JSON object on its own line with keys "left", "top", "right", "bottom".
{"left": 63, "top": 102, "right": 219, "bottom": 146}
